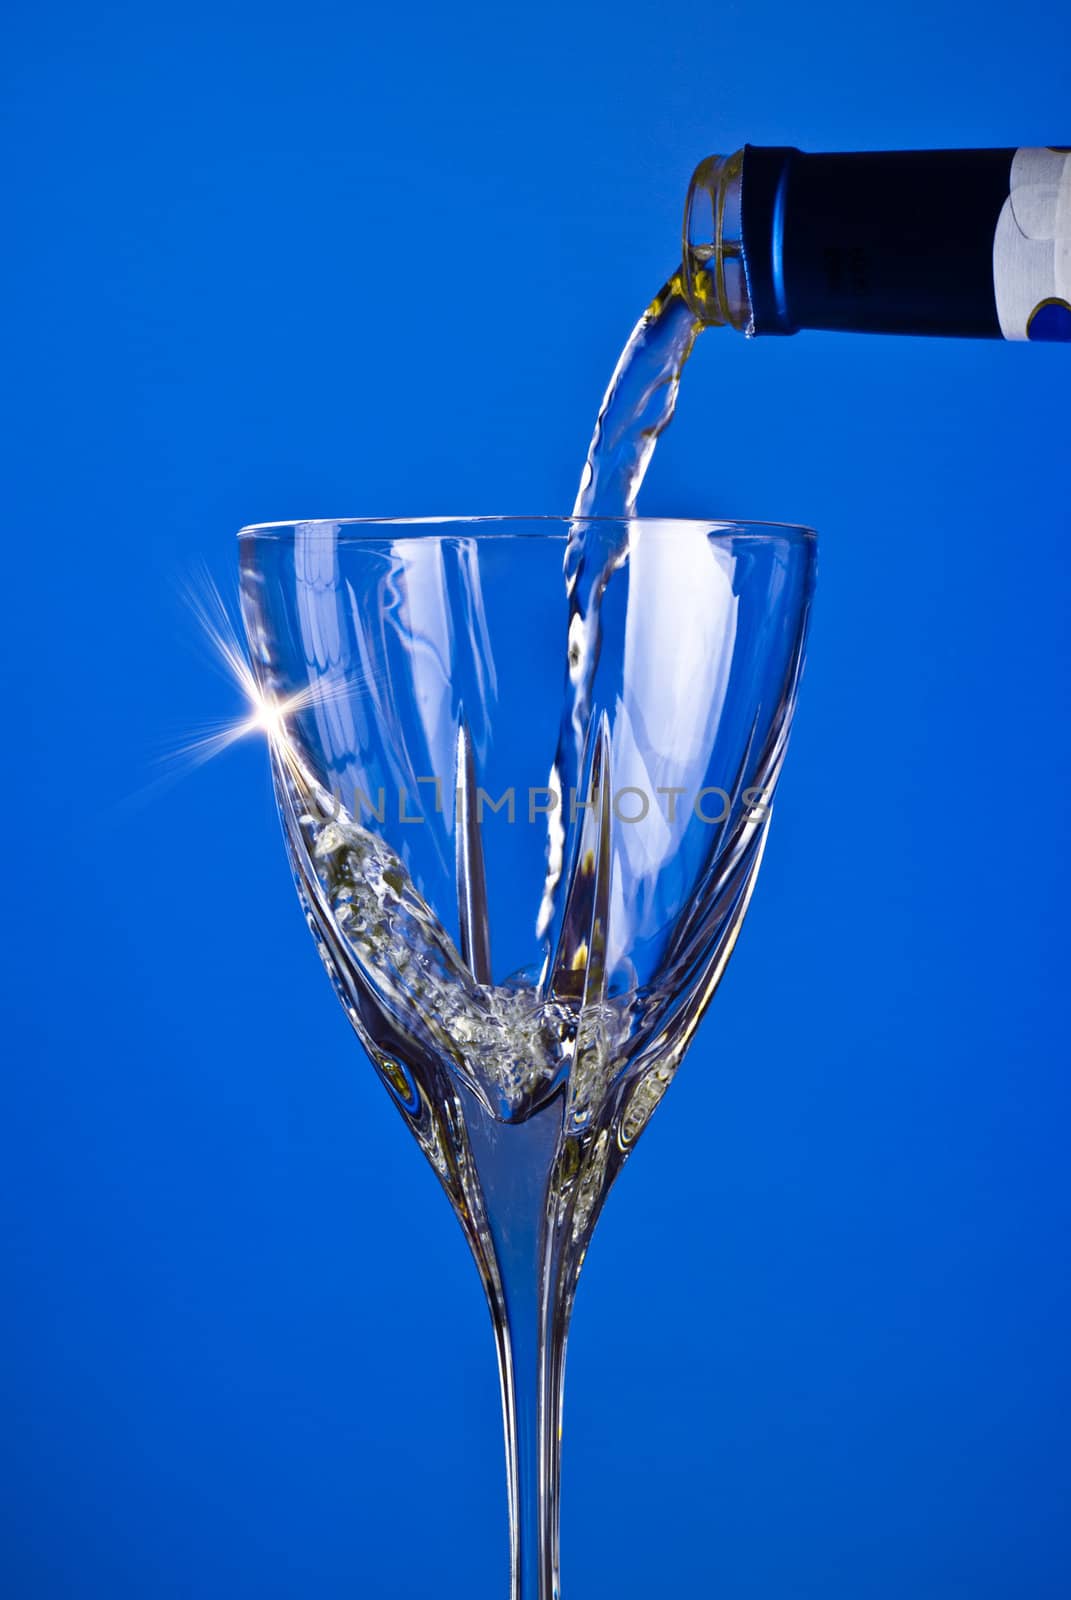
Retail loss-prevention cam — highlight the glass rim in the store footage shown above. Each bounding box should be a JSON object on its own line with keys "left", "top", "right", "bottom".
{"left": 237, "top": 514, "right": 817, "bottom": 543}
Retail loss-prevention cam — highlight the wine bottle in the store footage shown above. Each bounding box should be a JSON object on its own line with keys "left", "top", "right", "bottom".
{"left": 683, "top": 146, "right": 1071, "bottom": 341}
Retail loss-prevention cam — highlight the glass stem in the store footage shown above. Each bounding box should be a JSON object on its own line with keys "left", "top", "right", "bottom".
{"left": 462, "top": 1090, "right": 574, "bottom": 1600}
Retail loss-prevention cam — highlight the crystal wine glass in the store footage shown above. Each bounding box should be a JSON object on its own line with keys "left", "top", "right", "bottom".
{"left": 239, "top": 515, "right": 815, "bottom": 1599}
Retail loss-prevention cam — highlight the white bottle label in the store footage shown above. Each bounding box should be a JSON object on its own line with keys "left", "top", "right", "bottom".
{"left": 993, "top": 148, "right": 1071, "bottom": 340}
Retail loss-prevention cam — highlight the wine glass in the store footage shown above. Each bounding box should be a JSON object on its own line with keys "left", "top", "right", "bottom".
{"left": 239, "top": 515, "right": 815, "bottom": 1599}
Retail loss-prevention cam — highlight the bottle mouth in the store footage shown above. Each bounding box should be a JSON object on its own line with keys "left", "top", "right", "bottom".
{"left": 682, "top": 150, "right": 751, "bottom": 332}
{"left": 682, "top": 155, "right": 724, "bottom": 321}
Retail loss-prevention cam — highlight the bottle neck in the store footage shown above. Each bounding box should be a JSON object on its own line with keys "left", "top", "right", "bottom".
{"left": 684, "top": 145, "right": 1071, "bottom": 342}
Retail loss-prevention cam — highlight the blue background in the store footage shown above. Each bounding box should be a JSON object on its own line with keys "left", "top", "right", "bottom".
{"left": 3, "top": 2, "right": 1070, "bottom": 1595}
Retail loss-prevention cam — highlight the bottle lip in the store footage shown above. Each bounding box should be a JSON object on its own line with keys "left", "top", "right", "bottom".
{"left": 682, "top": 150, "right": 751, "bottom": 330}
{"left": 681, "top": 154, "right": 726, "bottom": 323}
